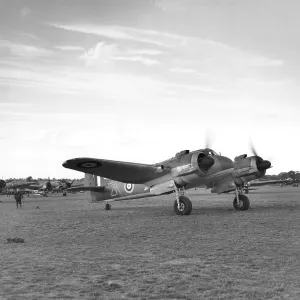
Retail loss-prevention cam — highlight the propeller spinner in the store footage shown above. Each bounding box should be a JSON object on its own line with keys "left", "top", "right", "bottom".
{"left": 250, "top": 142, "right": 271, "bottom": 172}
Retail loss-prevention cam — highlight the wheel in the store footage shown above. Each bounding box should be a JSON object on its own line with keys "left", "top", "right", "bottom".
{"left": 105, "top": 203, "right": 111, "bottom": 210}
{"left": 174, "top": 195, "right": 192, "bottom": 215}
{"left": 233, "top": 194, "right": 250, "bottom": 211}
{"left": 63, "top": 191, "right": 67, "bottom": 196}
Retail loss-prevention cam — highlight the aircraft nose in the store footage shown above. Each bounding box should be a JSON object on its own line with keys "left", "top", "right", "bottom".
{"left": 257, "top": 160, "right": 271, "bottom": 171}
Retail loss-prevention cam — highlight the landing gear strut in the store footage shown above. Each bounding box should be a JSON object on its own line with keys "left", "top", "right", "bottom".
{"left": 233, "top": 187, "right": 250, "bottom": 211}
{"left": 173, "top": 186, "right": 192, "bottom": 215}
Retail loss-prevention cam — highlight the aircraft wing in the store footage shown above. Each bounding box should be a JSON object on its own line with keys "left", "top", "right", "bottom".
{"left": 249, "top": 179, "right": 289, "bottom": 186}
{"left": 7, "top": 182, "right": 39, "bottom": 189}
{"left": 63, "top": 158, "right": 171, "bottom": 184}
{"left": 206, "top": 174, "right": 236, "bottom": 194}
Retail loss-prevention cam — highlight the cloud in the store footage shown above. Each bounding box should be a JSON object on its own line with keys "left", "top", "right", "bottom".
{"left": 130, "top": 49, "right": 163, "bottom": 56}
{"left": 0, "top": 63, "right": 165, "bottom": 99}
{"left": 49, "top": 23, "right": 184, "bottom": 48}
{"left": 0, "top": 40, "right": 52, "bottom": 58}
{"left": 170, "top": 67, "right": 207, "bottom": 77}
{"left": 114, "top": 56, "right": 159, "bottom": 66}
{"left": 79, "top": 42, "right": 118, "bottom": 66}
{"left": 79, "top": 42, "right": 160, "bottom": 67}
{"left": 20, "top": 6, "right": 31, "bottom": 18}
{"left": 50, "top": 23, "right": 283, "bottom": 72}
{"left": 55, "top": 45, "right": 85, "bottom": 52}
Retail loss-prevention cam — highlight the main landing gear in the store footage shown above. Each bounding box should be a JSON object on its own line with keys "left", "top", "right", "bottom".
{"left": 174, "top": 186, "right": 192, "bottom": 215}
{"left": 233, "top": 187, "right": 250, "bottom": 211}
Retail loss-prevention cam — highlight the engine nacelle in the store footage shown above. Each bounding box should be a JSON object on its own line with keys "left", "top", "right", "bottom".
{"left": 0, "top": 180, "right": 6, "bottom": 190}
{"left": 174, "top": 151, "right": 215, "bottom": 186}
{"left": 233, "top": 156, "right": 266, "bottom": 185}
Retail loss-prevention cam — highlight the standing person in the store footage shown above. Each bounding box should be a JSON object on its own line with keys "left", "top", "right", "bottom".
{"left": 14, "top": 191, "right": 23, "bottom": 209}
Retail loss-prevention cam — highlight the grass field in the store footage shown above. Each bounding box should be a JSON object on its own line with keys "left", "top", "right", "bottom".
{"left": 1, "top": 186, "right": 300, "bottom": 300}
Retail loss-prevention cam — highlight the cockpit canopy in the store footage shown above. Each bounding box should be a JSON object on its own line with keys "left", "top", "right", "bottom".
{"left": 199, "top": 148, "right": 218, "bottom": 156}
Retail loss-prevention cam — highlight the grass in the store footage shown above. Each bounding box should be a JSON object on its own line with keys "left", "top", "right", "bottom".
{"left": 1, "top": 186, "right": 300, "bottom": 299}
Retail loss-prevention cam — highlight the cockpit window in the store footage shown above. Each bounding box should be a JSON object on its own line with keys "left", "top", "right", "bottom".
{"left": 205, "top": 149, "right": 218, "bottom": 156}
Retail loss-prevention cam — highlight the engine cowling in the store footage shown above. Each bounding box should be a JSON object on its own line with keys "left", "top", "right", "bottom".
{"left": 233, "top": 155, "right": 271, "bottom": 185}
{"left": 0, "top": 180, "right": 6, "bottom": 190}
{"left": 174, "top": 150, "right": 215, "bottom": 186}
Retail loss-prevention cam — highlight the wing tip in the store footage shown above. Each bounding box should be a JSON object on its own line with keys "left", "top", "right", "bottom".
{"left": 62, "top": 158, "right": 102, "bottom": 170}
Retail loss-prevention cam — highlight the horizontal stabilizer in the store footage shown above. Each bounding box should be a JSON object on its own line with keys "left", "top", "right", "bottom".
{"left": 67, "top": 186, "right": 105, "bottom": 192}
{"left": 93, "top": 192, "right": 153, "bottom": 203}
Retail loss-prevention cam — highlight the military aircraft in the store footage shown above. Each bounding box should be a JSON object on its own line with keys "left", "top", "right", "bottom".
{"left": 63, "top": 147, "right": 271, "bottom": 215}
{"left": 0, "top": 178, "right": 40, "bottom": 194}
{"left": 38, "top": 179, "right": 83, "bottom": 196}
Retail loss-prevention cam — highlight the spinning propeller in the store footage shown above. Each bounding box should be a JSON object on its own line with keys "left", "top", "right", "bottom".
{"left": 63, "top": 180, "right": 75, "bottom": 189}
{"left": 250, "top": 142, "right": 271, "bottom": 172}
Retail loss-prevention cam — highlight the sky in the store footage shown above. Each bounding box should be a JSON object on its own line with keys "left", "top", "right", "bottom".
{"left": 0, "top": 0, "right": 299, "bottom": 178}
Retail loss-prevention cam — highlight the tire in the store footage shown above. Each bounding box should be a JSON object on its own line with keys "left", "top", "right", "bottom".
{"left": 174, "top": 195, "right": 192, "bottom": 215}
{"left": 105, "top": 203, "right": 111, "bottom": 211}
{"left": 233, "top": 194, "right": 250, "bottom": 211}
{"left": 63, "top": 192, "right": 67, "bottom": 196}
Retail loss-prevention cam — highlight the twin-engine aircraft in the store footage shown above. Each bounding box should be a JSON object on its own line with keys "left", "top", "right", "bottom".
{"left": 63, "top": 147, "right": 271, "bottom": 215}
{"left": 0, "top": 179, "right": 40, "bottom": 194}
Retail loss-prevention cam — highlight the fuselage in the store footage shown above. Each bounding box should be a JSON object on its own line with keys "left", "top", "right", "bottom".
{"left": 89, "top": 149, "right": 234, "bottom": 202}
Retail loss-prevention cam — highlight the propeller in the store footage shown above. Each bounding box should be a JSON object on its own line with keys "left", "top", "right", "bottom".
{"left": 65, "top": 180, "right": 75, "bottom": 189}
{"left": 205, "top": 131, "right": 215, "bottom": 149}
{"left": 250, "top": 141, "right": 271, "bottom": 172}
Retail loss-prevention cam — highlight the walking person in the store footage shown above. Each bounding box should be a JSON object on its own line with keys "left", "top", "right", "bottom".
{"left": 14, "top": 190, "right": 23, "bottom": 209}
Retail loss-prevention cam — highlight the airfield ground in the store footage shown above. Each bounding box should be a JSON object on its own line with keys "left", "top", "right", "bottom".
{"left": 1, "top": 186, "right": 300, "bottom": 300}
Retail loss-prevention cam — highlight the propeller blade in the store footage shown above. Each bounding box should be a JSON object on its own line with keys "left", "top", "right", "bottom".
{"left": 250, "top": 141, "right": 258, "bottom": 157}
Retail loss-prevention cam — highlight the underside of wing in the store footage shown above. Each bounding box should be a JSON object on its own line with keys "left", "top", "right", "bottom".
{"left": 63, "top": 158, "right": 170, "bottom": 184}
{"left": 206, "top": 174, "right": 236, "bottom": 194}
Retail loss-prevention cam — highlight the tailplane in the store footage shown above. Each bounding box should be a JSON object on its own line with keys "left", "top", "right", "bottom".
{"left": 83, "top": 174, "right": 106, "bottom": 201}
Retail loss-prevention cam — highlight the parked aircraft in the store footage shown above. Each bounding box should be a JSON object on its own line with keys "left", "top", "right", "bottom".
{"left": 39, "top": 179, "right": 83, "bottom": 196}
{"left": 0, "top": 178, "right": 40, "bottom": 194}
{"left": 63, "top": 147, "right": 271, "bottom": 215}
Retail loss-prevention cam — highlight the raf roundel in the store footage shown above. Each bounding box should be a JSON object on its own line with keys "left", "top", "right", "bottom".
{"left": 124, "top": 183, "right": 134, "bottom": 193}
{"left": 77, "top": 161, "right": 101, "bottom": 169}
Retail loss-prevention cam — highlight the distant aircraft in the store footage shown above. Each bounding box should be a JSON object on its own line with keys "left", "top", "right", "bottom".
{"left": 63, "top": 147, "right": 271, "bottom": 215}
{"left": 38, "top": 179, "right": 83, "bottom": 196}
{"left": 0, "top": 178, "right": 40, "bottom": 194}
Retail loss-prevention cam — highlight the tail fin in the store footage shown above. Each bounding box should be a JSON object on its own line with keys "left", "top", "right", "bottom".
{"left": 84, "top": 174, "right": 107, "bottom": 187}
{"left": 84, "top": 174, "right": 96, "bottom": 201}
{"left": 84, "top": 173, "right": 97, "bottom": 188}
{"left": 83, "top": 174, "right": 106, "bottom": 201}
